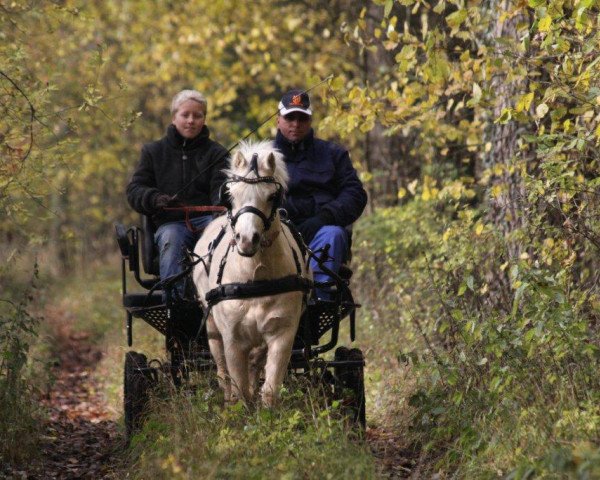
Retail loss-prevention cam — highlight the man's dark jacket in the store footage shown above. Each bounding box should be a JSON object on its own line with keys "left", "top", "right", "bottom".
{"left": 274, "top": 129, "right": 367, "bottom": 227}
{"left": 126, "top": 124, "right": 229, "bottom": 226}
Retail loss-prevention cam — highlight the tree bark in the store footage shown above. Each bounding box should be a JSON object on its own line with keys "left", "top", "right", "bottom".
{"left": 484, "top": 1, "right": 530, "bottom": 262}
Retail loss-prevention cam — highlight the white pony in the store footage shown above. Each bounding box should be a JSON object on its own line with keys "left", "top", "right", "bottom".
{"left": 192, "top": 140, "right": 311, "bottom": 407}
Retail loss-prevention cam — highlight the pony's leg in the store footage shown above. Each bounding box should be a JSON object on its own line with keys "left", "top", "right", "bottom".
{"left": 248, "top": 344, "right": 267, "bottom": 401}
{"left": 261, "top": 331, "right": 296, "bottom": 407}
{"left": 207, "top": 316, "right": 230, "bottom": 403}
{"left": 223, "top": 343, "right": 253, "bottom": 405}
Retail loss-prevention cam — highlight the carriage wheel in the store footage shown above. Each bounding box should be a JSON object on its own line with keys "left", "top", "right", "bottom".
{"left": 334, "top": 347, "right": 366, "bottom": 428}
{"left": 124, "top": 351, "right": 151, "bottom": 440}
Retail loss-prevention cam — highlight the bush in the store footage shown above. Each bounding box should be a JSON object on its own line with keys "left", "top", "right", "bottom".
{"left": 0, "top": 264, "right": 43, "bottom": 466}
{"left": 352, "top": 188, "right": 600, "bottom": 477}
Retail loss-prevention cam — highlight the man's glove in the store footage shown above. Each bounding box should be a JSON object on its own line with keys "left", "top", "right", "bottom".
{"left": 297, "top": 210, "right": 335, "bottom": 243}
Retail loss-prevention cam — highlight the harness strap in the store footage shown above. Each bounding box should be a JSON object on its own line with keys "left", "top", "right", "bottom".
{"left": 205, "top": 225, "right": 227, "bottom": 274}
{"left": 231, "top": 205, "right": 273, "bottom": 231}
{"left": 281, "top": 218, "right": 307, "bottom": 259}
{"left": 205, "top": 274, "right": 313, "bottom": 307}
{"left": 216, "top": 240, "right": 234, "bottom": 285}
{"left": 289, "top": 233, "right": 302, "bottom": 273}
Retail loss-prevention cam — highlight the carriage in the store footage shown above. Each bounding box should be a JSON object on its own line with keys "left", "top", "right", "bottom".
{"left": 115, "top": 143, "right": 365, "bottom": 439}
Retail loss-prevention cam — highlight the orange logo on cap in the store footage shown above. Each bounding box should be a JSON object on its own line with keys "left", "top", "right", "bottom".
{"left": 290, "top": 94, "right": 303, "bottom": 106}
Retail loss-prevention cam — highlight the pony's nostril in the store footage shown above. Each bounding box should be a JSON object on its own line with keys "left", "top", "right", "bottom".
{"left": 252, "top": 233, "right": 260, "bottom": 245}
{"left": 235, "top": 233, "right": 241, "bottom": 241}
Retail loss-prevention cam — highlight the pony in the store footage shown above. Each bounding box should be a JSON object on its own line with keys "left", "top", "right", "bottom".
{"left": 192, "top": 140, "right": 311, "bottom": 407}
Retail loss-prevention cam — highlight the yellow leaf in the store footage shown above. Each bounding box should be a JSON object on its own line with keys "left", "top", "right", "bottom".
{"left": 538, "top": 15, "right": 552, "bottom": 32}
{"left": 475, "top": 223, "right": 484, "bottom": 236}
{"left": 397, "top": 187, "right": 407, "bottom": 199}
{"left": 407, "top": 179, "right": 418, "bottom": 195}
{"left": 515, "top": 92, "right": 534, "bottom": 113}
{"left": 491, "top": 184, "right": 503, "bottom": 198}
{"left": 536, "top": 103, "right": 549, "bottom": 118}
{"left": 471, "top": 82, "right": 482, "bottom": 105}
{"left": 329, "top": 76, "right": 344, "bottom": 91}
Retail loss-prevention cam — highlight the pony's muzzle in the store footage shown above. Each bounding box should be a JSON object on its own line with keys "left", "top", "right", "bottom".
{"left": 234, "top": 231, "right": 261, "bottom": 257}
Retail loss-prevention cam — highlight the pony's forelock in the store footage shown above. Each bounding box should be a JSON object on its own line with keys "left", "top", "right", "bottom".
{"left": 226, "top": 140, "right": 288, "bottom": 189}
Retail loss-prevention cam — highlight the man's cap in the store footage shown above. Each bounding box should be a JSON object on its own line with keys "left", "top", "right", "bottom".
{"left": 278, "top": 89, "right": 312, "bottom": 116}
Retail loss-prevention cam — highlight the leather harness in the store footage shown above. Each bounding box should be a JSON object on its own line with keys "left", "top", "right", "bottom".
{"left": 203, "top": 154, "right": 312, "bottom": 307}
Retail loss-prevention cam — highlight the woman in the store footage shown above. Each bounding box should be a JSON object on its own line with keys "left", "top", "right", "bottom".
{"left": 126, "top": 89, "right": 228, "bottom": 302}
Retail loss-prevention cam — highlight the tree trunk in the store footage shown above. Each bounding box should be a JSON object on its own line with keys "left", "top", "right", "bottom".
{"left": 363, "top": 1, "right": 421, "bottom": 208}
{"left": 484, "top": 1, "right": 530, "bottom": 261}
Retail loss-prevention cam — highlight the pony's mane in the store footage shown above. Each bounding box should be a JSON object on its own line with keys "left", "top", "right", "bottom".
{"left": 227, "top": 140, "right": 288, "bottom": 189}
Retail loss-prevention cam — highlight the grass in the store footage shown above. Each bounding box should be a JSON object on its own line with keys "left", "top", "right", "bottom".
{"left": 127, "top": 375, "right": 377, "bottom": 479}
{"left": 34, "top": 255, "right": 379, "bottom": 477}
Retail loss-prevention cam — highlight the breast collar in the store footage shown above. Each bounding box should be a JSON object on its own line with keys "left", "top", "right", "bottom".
{"left": 202, "top": 218, "right": 312, "bottom": 308}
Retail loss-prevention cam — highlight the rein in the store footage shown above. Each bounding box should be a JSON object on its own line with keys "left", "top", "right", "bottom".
{"left": 164, "top": 205, "right": 227, "bottom": 233}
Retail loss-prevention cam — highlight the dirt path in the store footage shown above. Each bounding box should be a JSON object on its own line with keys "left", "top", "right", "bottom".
{"left": 23, "top": 331, "right": 122, "bottom": 479}
{"left": 1, "top": 311, "right": 416, "bottom": 479}
{"left": 367, "top": 427, "right": 421, "bottom": 478}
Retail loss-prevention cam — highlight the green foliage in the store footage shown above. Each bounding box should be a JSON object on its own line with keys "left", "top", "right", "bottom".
{"left": 346, "top": 3, "right": 600, "bottom": 473}
{"left": 127, "top": 378, "right": 376, "bottom": 479}
{"left": 2, "top": 0, "right": 600, "bottom": 476}
{"left": 0, "top": 264, "right": 43, "bottom": 465}
{"left": 353, "top": 185, "right": 600, "bottom": 476}
{"left": 2, "top": 0, "right": 367, "bottom": 272}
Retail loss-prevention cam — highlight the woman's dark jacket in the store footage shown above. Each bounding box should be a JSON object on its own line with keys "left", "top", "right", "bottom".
{"left": 274, "top": 129, "right": 367, "bottom": 227}
{"left": 126, "top": 124, "right": 229, "bottom": 226}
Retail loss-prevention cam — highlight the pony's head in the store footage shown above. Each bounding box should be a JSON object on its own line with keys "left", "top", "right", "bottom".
{"left": 224, "top": 140, "right": 288, "bottom": 257}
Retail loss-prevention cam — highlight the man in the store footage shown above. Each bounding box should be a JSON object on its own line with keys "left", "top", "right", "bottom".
{"left": 274, "top": 89, "right": 368, "bottom": 299}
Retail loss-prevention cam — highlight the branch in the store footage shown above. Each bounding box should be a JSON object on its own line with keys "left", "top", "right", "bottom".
{"left": 0, "top": 70, "right": 35, "bottom": 163}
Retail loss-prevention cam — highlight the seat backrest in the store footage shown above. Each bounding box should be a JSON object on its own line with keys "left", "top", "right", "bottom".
{"left": 140, "top": 215, "right": 160, "bottom": 276}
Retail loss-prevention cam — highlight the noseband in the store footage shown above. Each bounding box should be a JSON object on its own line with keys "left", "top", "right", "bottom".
{"left": 226, "top": 153, "right": 283, "bottom": 233}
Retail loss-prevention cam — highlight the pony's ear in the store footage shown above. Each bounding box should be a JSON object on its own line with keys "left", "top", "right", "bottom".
{"left": 265, "top": 152, "right": 276, "bottom": 175}
{"left": 232, "top": 151, "right": 245, "bottom": 170}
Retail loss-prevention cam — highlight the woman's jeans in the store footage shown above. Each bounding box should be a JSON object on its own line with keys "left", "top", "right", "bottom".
{"left": 154, "top": 215, "right": 213, "bottom": 302}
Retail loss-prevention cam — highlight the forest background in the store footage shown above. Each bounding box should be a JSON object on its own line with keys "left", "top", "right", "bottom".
{"left": 2, "top": 0, "right": 600, "bottom": 477}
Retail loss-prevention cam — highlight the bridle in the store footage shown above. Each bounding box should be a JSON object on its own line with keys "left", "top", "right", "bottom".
{"left": 222, "top": 153, "right": 284, "bottom": 235}
{"left": 197, "top": 152, "right": 313, "bottom": 316}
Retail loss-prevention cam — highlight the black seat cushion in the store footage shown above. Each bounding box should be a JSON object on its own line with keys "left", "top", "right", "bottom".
{"left": 123, "top": 292, "right": 163, "bottom": 309}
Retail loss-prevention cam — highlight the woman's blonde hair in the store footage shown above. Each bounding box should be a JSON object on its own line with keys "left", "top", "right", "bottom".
{"left": 170, "top": 90, "right": 207, "bottom": 115}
